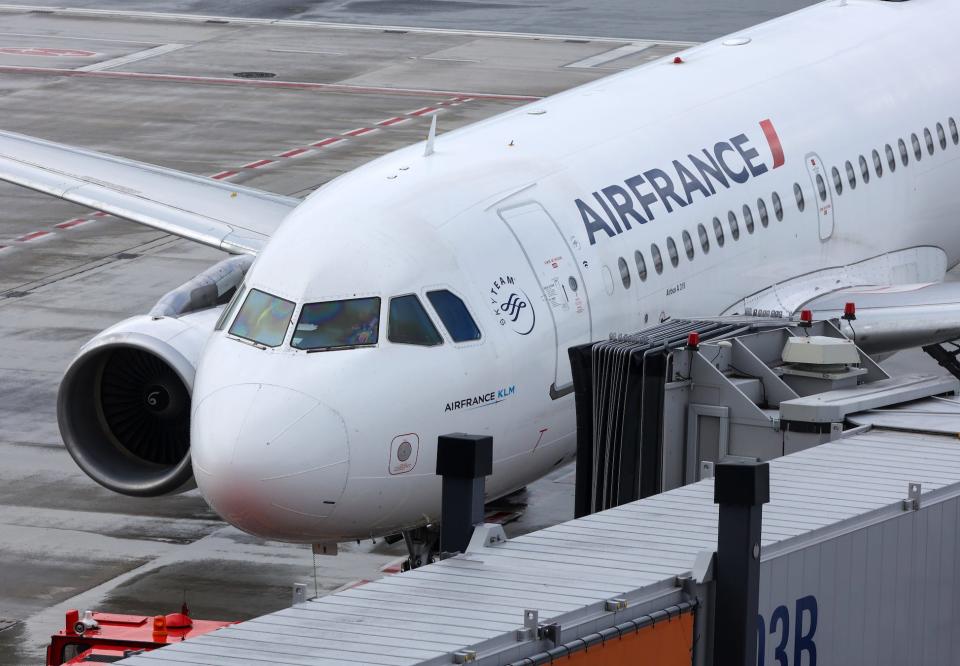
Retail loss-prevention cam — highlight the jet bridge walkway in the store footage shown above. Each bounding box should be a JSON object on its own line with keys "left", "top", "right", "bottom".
{"left": 117, "top": 317, "right": 960, "bottom": 665}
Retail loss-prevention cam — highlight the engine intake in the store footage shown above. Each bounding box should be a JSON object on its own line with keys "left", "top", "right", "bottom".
{"left": 58, "top": 317, "right": 206, "bottom": 496}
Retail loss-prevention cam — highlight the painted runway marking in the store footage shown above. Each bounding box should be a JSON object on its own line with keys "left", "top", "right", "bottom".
{"left": 76, "top": 43, "right": 187, "bottom": 73}
{"left": 0, "top": 46, "right": 96, "bottom": 57}
{"left": 407, "top": 106, "right": 438, "bottom": 116}
{"left": 268, "top": 48, "right": 345, "bottom": 56}
{"left": 242, "top": 158, "right": 275, "bottom": 169}
{"left": 312, "top": 137, "right": 344, "bottom": 148}
{"left": 0, "top": 31, "right": 158, "bottom": 46}
{"left": 16, "top": 230, "right": 51, "bottom": 241}
{"left": 564, "top": 42, "right": 656, "bottom": 69}
{"left": 377, "top": 116, "right": 409, "bottom": 127}
{"left": 342, "top": 127, "right": 377, "bottom": 137}
{"left": 0, "top": 65, "right": 541, "bottom": 101}
{"left": 54, "top": 218, "right": 91, "bottom": 229}
{"left": 210, "top": 170, "right": 239, "bottom": 180}
{"left": 276, "top": 147, "right": 309, "bottom": 158}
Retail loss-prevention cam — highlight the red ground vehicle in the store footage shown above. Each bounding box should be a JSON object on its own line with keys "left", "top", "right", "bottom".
{"left": 46, "top": 605, "right": 233, "bottom": 665}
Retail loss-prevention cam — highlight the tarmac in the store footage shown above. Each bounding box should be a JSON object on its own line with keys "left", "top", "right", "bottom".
{"left": 0, "top": 5, "right": 949, "bottom": 665}
{"left": 0, "top": 6, "right": 690, "bottom": 663}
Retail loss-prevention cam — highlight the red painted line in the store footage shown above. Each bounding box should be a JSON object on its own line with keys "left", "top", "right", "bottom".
{"left": 407, "top": 106, "right": 437, "bottom": 116}
{"left": 55, "top": 218, "right": 90, "bottom": 230}
{"left": 242, "top": 159, "right": 274, "bottom": 169}
{"left": 377, "top": 116, "right": 409, "bottom": 127}
{"left": 277, "top": 147, "right": 309, "bottom": 158}
{"left": 17, "top": 230, "right": 51, "bottom": 242}
{"left": 312, "top": 137, "right": 343, "bottom": 148}
{"left": 0, "top": 66, "right": 542, "bottom": 102}
{"left": 93, "top": 211, "right": 110, "bottom": 217}
{"left": 760, "top": 118, "right": 785, "bottom": 169}
{"left": 210, "top": 170, "right": 239, "bottom": 180}
{"left": 343, "top": 127, "right": 377, "bottom": 137}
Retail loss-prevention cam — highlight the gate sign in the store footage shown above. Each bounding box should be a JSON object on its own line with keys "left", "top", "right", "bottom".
{"left": 0, "top": 47, "right": 97, "bottom": 57}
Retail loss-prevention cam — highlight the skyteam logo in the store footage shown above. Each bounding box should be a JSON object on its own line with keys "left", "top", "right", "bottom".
{"left": 489, "top": 275, "right": 536, "bottom": 335}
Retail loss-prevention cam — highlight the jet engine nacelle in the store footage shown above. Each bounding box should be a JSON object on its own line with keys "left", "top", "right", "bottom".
{"left": 58, "top": 314, "right": 212, "bottom": 496}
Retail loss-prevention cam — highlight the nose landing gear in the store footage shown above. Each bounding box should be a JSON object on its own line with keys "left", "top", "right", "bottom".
{"left": 400, "top": 525, "right": 440, "bottom": 570}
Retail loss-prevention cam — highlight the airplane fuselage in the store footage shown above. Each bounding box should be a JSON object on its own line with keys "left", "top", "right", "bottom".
{"left": 190, "top": 0, "right": 960, "bottom": 542}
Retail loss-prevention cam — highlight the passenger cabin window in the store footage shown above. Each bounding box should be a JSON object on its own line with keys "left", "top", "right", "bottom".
{"left": 898, "top": 138, "right": 909, "bottom": 166}
{"left": 229, "top": 289, "right": 295, "bottom": 348}
{"left": 757, "top": 198, "right": 769, "bottom": 227}
{"left": 292, "top": 296, "right": 380, "bottom": 351}
{"left": 427, "top": 290, "right": 481, "bottom": 342}
{"left": 742, "top": 205, "right": 755, "bottom": 233}
{"left": 815, "top": 174, "right": 827, "bottom": 202}
{"left": 728, "top": 210, "right": 740, "bottom": 240}
{"left": 845, "top": 161, "right": 856, "bottom": 189}
{"left": 712, "top": 217, "right": 725, "bottom": 246}
{"left": 794, "top": 183, "right": 805, "bottom": 212}
{"left": 388, "top": 295, "right": 442, "bottom": 346}
{"left": 634, "top": 250, "right": 648, "bottom": 281}
{"left": 937, "top": 123, "right": 947, "bottom": 150}
{"left": 886, "top": 144, "right": 896, "bottom": 172}
{"left": 697, "top": 223, "right": 710, "bottom": 253}
{"left": 950, "top": 118, "right": 959, "bottom": 145}
{"left": 618, "top": 257, "right": 631, "bottom": 289}
{"left": 772, "top": 192, "right": 783, "bottom": 221}
{"left": 911, "top": 133, "right": 922, "bottom": 161}
{"left": 859, "top": 155, "right": 870, "bottom": 184}
{"left": 832, "top": 166, "right": 843, "bottom": 195}
{"left": 925, "top": 128, "right": 935, "bottom": 155}
{"left": 682, "top": 230, "right": 695, "bottom": 260}
{"left": 651, "top": 243, "right": 664, "bottom": 274}
{"left": 873, "top": 149, "right": 883, "bottom": 178}
{"left": 666, "top": 237, "right": 680, "bottom": 267}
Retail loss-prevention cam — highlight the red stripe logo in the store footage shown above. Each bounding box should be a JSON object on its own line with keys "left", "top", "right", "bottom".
{"left": 760, "top": 119, "right": 785, "bottom": 169}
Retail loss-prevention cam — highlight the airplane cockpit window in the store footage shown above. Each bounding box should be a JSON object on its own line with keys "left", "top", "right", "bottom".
{"left": 229, "top": 288, "right": 295, "bottom": 348}
{"left": 291, "top": 297, "right": 381, "bottom": 351}
{"left": 388, "top": 295, "right": 442, "bottom": 346}
{"left": 216, "top": 282, "right": 246, "bottom": 331}
{"left": 426, "top": 290, "right": 481, "bottom": 342}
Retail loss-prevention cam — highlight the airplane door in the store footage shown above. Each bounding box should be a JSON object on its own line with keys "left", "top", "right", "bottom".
{"left": 499, "top": 202, "right": 591, "bottom": 398}
{"left": 806, "top": 153, "right": 834, "bottom": 240}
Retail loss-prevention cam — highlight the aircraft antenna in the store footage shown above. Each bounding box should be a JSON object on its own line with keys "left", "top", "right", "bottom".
{"left": 424, "top": 114, "right": 437, "bottom": 157}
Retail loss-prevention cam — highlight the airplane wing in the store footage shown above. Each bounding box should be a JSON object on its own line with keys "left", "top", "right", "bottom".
{"left": 0, "top": 130, "right": 300, "bottom": 254}
{"left": 804, "top": 281, "right": 960, "bottom": 355}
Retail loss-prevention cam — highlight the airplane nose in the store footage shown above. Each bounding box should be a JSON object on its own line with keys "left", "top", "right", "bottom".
{"left": 191, "top": 383, "right": 349, "bottom": 541}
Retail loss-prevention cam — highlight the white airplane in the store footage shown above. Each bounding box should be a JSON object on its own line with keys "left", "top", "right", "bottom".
{"left": 2, "top": 0, "right": 960, "bottom": 553}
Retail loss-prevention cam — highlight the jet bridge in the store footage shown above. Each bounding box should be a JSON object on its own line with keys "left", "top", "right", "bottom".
{"left": 569, "top": 316, "right": 958, "bottom": 516}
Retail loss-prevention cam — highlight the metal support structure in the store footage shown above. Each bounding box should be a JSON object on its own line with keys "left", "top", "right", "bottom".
{"left": 713, "top": 460, "right": 769, "bottom": 666}
{"left": 436, "top": 433, "right": 493, "bottom": 556}
{"left": 922, "top": 342, "right": 960, "bottom": 380}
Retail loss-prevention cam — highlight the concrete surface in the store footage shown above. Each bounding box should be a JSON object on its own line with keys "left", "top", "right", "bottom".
{"left": 0, "top": 5, "right": 950, "bottom": 665}
{"left": 0, "top": 8, "right": 658, "bottom": 663}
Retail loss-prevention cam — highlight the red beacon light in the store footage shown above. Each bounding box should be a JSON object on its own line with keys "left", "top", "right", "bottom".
{"left": 798, "top": 309, "right": 813, "bottom": 328}
{"left": 843, "top": 302, "right": 857, "bottom": 321}
{"left": 687, "top": 331, "right": 700, "bottom": 350}
{"left": 673, "top": 56, "right": 684, "bottom": 64}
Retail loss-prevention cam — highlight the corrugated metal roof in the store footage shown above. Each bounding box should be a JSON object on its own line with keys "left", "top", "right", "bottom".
{"left": 120, "top": 428, "right": 960, "bottom": 665}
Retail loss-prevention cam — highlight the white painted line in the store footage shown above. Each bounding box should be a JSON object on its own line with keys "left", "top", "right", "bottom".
{"left": 268, "top": 48, "right": 345, "bottom": 56}
{"left": 0, "top": 31, "right": 158, "bottom": 45}
{"left": 75, "top": 43, "right": 188, "bottom": 72}
{"left": 0, "top": 5, "right": 698, "bottom": 46}
{"left": 421, "top": 56, "right": 480, "bottom": 63}
{"left": 564, "top": 42, "right": 657, "bottom": 69}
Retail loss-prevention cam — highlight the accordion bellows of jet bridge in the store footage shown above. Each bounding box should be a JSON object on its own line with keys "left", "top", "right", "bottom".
{"left": 119, "top": 402, "right": 960, "bottom": 666}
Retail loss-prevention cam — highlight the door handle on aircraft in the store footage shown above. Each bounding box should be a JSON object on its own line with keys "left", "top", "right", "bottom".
{"left": 549, "top": 382, "right": 575, "bottom": 400}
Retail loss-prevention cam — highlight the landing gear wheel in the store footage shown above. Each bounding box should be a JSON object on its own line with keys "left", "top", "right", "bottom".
{"left": 401, "top": 524, "right": 439, "bottom": 570}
